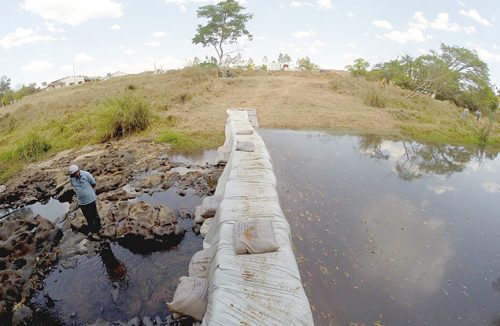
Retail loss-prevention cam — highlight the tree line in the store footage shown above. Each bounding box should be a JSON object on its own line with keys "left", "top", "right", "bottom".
{"left": 346, "top": 44, "right": 499, "bottom": 112}
{"left": 0, "top": 76, "right": 39, "bottom": 107}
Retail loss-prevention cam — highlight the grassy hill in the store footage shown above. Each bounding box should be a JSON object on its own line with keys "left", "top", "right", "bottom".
{"left": 1, "top": 66, "right": 499, "bottom": 182}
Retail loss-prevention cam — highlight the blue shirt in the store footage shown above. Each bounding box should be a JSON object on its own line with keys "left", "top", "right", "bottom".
{"left": 70, "top": 170, "right": 97, "bottom": 206}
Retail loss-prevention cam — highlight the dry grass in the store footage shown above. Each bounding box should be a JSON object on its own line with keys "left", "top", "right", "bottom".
{"left": 1, "top": 67, "right": 499, "bottom": 181}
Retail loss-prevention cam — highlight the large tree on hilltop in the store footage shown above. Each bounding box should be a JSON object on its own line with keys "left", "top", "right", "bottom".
{"left": 192, "top": 0, "right": 253, "bottom": 66}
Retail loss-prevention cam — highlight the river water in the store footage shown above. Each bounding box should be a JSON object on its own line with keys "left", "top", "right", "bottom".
{"left": 259, "top": 130, "right": 500, "bottom": 326}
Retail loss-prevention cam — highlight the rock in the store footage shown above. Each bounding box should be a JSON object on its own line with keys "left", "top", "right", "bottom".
{"left": 137, "top": 174, "right": 163, "bottom": 189}
{"left": 178, "top": 208, "right": 193, "bottom": 219}
{"left": 0, "top": 185, "right": 5, "bottom": 193}
{"left": 60, "top": 257, "right": 78, "bottom": 269}
{"left": 70, "top": 200, "right": 184, "bottom": 242}
{"left": 0, "top": 215, "right": 60, "bottom": 323}
{"left": 12, "top": 305, "right": 33, "bottom": 326}
{"left": 161, "top": 172, "right": 178, "bottom": 190}
{"left": 88, "top": 317, "right": 111, "bottom": 326}
{"left": 142, "top": 316, "right": 154, "bottom": 326}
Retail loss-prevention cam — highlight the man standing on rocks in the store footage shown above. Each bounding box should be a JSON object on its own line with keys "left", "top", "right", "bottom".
{"left": 69, "top": 164, "right": 101, "bottom": 238}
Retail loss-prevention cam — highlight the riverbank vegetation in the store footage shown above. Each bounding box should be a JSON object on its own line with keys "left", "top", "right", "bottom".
{"left": 0, "top": 64, "right": 499, "bottom": 182}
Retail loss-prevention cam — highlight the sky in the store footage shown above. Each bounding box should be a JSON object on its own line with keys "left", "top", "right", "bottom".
{"left": 1, "top": 0, "right": 500, "bottom": 88}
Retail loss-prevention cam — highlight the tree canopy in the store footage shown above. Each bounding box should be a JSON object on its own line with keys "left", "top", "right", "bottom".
{"left": 352, "top": 44, "right": 498, "bottom": 111}
{"left": 192, "top": 0, "right": 253, "bottom": 66}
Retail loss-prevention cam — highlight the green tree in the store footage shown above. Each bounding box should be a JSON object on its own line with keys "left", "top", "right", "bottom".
{"left": 13, "top": 83, "right": 38, "bottom": 101}
{"left": 0, "top": 76, "right": 11, "bottom": 100}
{"left": 346, "top": 58, "right": 370, "bottom": 77}
{"left": 192, "top": 0, "right": 253, "bottom": 66}
{"left": 278, "top": 53, "right": 292, "bottom": 65}
{"left": 297, "top": 57, "right": 319, "bottom": 71}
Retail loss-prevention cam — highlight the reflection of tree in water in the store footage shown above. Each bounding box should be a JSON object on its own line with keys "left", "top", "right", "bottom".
{"left": 358, "top": 134, "right": 389, "bottom": 160}
{"left": 358, "top": 135, "right": 499, "bottom": 180}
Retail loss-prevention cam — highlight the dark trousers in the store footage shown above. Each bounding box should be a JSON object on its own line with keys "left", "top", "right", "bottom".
{"left": 80, "top": 201, "right": 101, "bottom": 232}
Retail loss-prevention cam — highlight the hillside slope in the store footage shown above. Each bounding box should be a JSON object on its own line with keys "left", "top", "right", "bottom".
{"left": 1, "top": 67, "right": 499, "bottom": 181}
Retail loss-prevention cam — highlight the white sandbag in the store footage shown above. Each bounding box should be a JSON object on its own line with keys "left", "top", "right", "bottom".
{"left": 200, "top": 218, "right": 213, "bottom": 238}
{"left": 200, "top": 109, "right": 313, "bottom": 325}
{"left": 233, "top": 219, "right": 280, "bottom": 255}
{"left": 167, "top": 277, "right": 208, "bottom": 321}
{"left": 189, "top": 246, "right": 216, "bottom": 278}
{"left": 235, "top": 141, "right": 255, "bottom": 152}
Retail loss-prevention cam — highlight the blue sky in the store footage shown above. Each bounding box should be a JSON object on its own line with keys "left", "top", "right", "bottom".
{"left": 1, "top": 0, "right": 499, "bottom": 88}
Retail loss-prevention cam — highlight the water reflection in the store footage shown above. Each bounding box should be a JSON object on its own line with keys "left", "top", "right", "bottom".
{"left": 259, "top": 129, "right": 500, "bottom": 326}
{"left": 358, "top": 134, "right": 499, "bottom": 180}
{"left": 99, "top": 242, "right": 128, "bottom": 284}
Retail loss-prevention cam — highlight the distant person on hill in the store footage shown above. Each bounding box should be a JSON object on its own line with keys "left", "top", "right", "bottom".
{"left": 69, "top": 164, "right": 101, "bottom": 238}
{"left": 474, "top": 110, "right": 482, "bottom": 122}
{"left": 461, "top": 108, "right": 469, "bottom": 120}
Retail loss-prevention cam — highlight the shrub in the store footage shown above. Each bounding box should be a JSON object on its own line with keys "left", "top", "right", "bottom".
{"left": 15, "top": 132, "right": 52, "bottom": 162}
{"left": 126, "top": 84, "right": 137, "bottom": 90}
{"left": 172, "top": 93, "right": 193, "bottom": 104}
{"left": 155, "top": 130, "right": 190, "bottom": 149}
{"left": 365, "top": 88, "right": 387, "bottom": 108}
{"left": 0, "top": 114, "right": 18, "bottom": 133}
{"left": 99, "top": 96, "right": 151, "bottom": 141}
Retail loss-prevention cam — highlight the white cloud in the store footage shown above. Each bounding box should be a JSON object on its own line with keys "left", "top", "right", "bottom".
{"left": 293, "top": 30, "right": 318, "bottom": 39}
{"left": 308, "top": 40, "right": 327, "bottom": 54}
{"left": 21, "top": 60, "right": 55, "bottom": 72}
{"left": 427, "top": 186, "right": 455, "bottom": 195}
{"left": 152, "top": 31, "right": 167, "bottom": 39}
{"left": 372, "top": 20, "right": 393, "bottom": 30}
{"left": 347, "top": 12, "right": 354, "bottom": 18}
{"left": 458, "top": 0, "right": 465, "bottom": 7}
{"left": 145, "top": 41, "right": 161, "bottom": 47}
{"left": 459, "top": 9, "right": 492, "bottom": 26}
{"left": 60, "top": 64, "right": 73, "bottom": 72}
{"left": 179, "top": 4, "right": 187, "bottom": 12}
{"left": 74, "top": 52, "right": 94, "bottom": 64}
{"left": 0, "top": 28, "right": 55, "bottom": 49}
{"left": 430, "top": 13, "right": 460, "bottom": 32}
{"left": 110, "top": 24, "right": 122, "bottom": 30}
{"left": 317, "top": 0, "right": 333, "bottom": 9}
{"left": 463, "top": 25, "right": 476, "bottom": 34}
{"left": 409, "top": 12, "right": 429, "bottom": 29}
{"left": 290, "top": 1, "right": 303, "bottom": 7}
{"left": 482, "top": 182, "right": 500, "bottom": 193}
{"left": 22, "top": 0, "right": 123, "bottom": 26}
{"left": 476, "top": 48, "right": 500, "bottom": 63}
{"left": 384, "top": 27, "right": 427, "bottom": 43}
{"left": 44, "top": 22, "right": 64, "bottom": 33}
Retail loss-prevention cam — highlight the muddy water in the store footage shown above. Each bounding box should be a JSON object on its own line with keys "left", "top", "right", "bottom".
{"left": 259, "top": 130, "right": 500, "bottom": 326}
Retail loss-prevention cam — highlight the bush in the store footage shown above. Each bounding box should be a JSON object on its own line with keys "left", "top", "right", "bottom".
{"left": 365, "top": 88, "right": 387, "bottom": 108}
{"left": 15, "top": 133, "right": 52, "bottom": 162}
{"left": 155, "top": 130, "right": 189, "bottom": 149}
{"left": 0, "top": 114, "right": 18, "bottom": 133}
{"left": 99, "top": 96, "right": 151, "bottom": 141}
{"left": 126, "top": 84, "right": 137, "bottom": 90}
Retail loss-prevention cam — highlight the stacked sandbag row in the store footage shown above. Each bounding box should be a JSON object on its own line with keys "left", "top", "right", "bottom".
{"left": 167, "top": 109, "right": 312, "bottom": 324}
{"left": 205, "top": 109, "right": 313, "bottom": 324}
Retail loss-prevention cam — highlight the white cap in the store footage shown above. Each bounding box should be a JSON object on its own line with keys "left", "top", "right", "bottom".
{"left": 69, "top": 164, "right": 79, "bottom": 175}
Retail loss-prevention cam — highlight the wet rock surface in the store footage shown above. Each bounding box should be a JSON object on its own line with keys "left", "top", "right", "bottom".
{"left": 0, "top": 215, "right": 61, "bottom": 322}
{"left": 70, "top": 201, "right": 184, "bottom": 242}
{"left": 0, "top": 139, "right": 221, "bottom": 325}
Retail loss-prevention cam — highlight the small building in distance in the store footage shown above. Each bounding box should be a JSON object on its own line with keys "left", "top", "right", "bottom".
{"left": 47, "top": 76, "right": 88, "bottom": 90}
